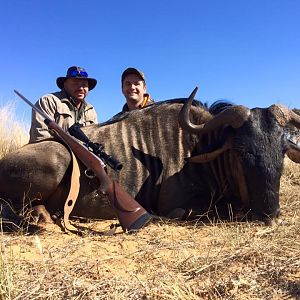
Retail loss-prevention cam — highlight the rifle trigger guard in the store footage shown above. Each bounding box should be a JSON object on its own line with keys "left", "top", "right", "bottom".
{"left": 85, "top": 168, "right": 96, "bottom": 179}
{"left": 48, "top": 128, "right": 56, "bottom": 137}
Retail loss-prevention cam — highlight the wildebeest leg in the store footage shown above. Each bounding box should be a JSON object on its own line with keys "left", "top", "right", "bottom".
{"left": 158, "top": 181, "right": 195, "bottom": 219}
{"left": 0, "top": 198, "right": 41, "bottom": 232}
{"left": 158, "top": 180, "right": 195, "bottom": 218}
{"left": 158, "top": 164, "right": 212, "bottom": 219}
{"left": 0, "top": 141, "right": 71, "bottom": 220}
{"left": 28, "top": 204, "right": 54, "bottom": 224}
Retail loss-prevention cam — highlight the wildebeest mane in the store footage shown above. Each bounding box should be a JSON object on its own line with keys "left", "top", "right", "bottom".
{"left": 208, "top": 100, "right": 235, "bottom": 115}
{"left": 193, "top": 100, "right": 235, "bottom": 155}
{"left": 100, "top": 98, "right": 207, "bottom": 126}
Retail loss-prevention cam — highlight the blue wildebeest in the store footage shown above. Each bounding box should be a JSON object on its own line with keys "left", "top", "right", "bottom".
{"left": 0, "top": 89, "right": 299, "bottom": 228}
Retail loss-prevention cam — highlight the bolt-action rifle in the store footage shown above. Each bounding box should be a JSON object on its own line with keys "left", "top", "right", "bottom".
{"left": 68, "top": 123, "right": 123, "bottom": 171}
{"left": 14, "top": 90, "right": 153, "bottom": 233}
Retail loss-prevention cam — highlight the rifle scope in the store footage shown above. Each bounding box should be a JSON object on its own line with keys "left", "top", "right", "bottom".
{"left": 68, "top": 123, "right": 123, "bottom": 171}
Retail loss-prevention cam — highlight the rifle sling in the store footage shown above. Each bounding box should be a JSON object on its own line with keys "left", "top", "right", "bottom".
{"left": 63, "top": 149, "right": 81, "bottom": 233}
{"left": 47, "top": 130, "right": 81, "bottom": 233}
{"left": 59, "top": 146, "right": 119, "bottom": 236}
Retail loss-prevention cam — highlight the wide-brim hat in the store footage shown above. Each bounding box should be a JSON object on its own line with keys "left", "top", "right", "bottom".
{"left": 56, "top": 66, "right": 97, "bottom": 90}
{"left": 121, "top": 67, "right": 145, "bottom": 86}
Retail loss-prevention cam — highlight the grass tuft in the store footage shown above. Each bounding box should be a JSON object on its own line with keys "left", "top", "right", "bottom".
{"left": 0, "top": 101, "right": 29, "bottom": 158}
{"left": 0, "top": 243, "right": 15, "bottom": 300}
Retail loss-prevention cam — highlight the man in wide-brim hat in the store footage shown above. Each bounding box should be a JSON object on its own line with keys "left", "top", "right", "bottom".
{"left": 29, "top": 66, "right": 98, "bottom": 143}
{"left": 56, "top": 66, "right": 97, "bottom": 91}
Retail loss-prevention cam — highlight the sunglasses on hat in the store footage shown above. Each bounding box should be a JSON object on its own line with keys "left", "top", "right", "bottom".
{"left": 67, "top": 67, "right": 88, "bottom": 78}
{"left": 57, "top": 66, "right": 97, "bottom": 90}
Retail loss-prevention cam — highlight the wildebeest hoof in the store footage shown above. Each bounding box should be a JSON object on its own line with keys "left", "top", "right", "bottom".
{"left": 166, "top": 208, "right": 187, "bottom": 219}
{"left": 30, "top": 205, "right": 54, "bottom": 224}
{"left": 0, "top": 199, "right": 42, "bottom": 233}
{"left": 0, "top": 199, "right": 22, "bottom": 221}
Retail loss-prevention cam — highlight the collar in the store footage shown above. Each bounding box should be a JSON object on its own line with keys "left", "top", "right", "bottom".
{"left": 122, "top": 94, "right": 153, "bottom": 112}
{"left": 56, "top": 90, "right": 93, "bottom": 110}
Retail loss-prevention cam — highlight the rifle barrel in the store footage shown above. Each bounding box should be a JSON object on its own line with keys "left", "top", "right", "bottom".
{"left": 14, "top": 90, "right": 54, "bottom": 122}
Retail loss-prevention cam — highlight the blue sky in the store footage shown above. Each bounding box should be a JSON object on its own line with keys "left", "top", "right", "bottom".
{"left": 0, "top": 0, "right": 299, "bottom": 123}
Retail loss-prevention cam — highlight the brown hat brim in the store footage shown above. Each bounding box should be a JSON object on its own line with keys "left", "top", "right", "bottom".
{"left": 56, "top": 77, "right": 97, "bottom": 90}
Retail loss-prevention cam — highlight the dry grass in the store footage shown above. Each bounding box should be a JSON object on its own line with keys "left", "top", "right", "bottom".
{"left": 0, "top": 104, "right": 299, "bottom": 299}
{"left": 1, "top": 181, "right": 299, "bottom": 300}
{"left": 0, "top": 102, "right": 29, "bottom": 158}
{"left": 1, "top": 170, "right": 299, "bottom": 300}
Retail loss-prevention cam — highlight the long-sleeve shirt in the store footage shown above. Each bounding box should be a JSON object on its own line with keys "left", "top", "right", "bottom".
{"left": 29, "top": 90, "right": 97, "bottom": 143}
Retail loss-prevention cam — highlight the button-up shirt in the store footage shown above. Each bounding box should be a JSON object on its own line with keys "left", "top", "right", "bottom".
{"left": 29, "top": 90, "right": 97, "bottom": 143}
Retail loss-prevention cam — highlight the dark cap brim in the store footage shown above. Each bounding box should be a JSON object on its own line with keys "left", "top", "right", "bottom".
{"left": 121, "top": 68, "right": 145, "bottom": 85}
{"left": 56, "top": 77, "right": 97, "bottom": 90}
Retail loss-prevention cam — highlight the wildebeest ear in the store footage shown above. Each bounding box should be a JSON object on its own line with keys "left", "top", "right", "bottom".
{"left": 286, "top": 147, "right": 300, "bottom": 163}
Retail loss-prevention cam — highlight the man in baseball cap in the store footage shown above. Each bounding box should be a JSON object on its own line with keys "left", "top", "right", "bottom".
{"left": 29, "top": 66, "right": 98, "bottom": 142}
{"left": 119, "top": 67, "right": 154, "bottom": 113}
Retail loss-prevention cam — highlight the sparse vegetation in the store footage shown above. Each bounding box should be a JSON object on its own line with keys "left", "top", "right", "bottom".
{"left": 0, "top": 245, "right": 15, "bottom": 300}
{"left": 0, "top": 102, "right": 29, "bottom": 158}
{"left": 0, "top": 103, "right": 299, "bottom": 299}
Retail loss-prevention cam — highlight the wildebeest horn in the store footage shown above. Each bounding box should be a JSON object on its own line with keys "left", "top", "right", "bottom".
{"left": 188, "top": 140, "right": 232, "bottom": 163}
{"left": 269, "top": 104, "right": 300, "bottom": 163}
{"left": 179, "top": 87, "right": 250, "bottom": 134}
{"left": 269, "top": 104, "right": 300, "bottom": 129}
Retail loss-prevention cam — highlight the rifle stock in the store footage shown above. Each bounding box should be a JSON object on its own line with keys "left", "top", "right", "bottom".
{"left": 14, "top": 90, "right": 153, "bottom": 233}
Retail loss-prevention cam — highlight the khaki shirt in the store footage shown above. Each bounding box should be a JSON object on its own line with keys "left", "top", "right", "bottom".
{"left": 29, "top": 90, "right": 97, "bottom": 143}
